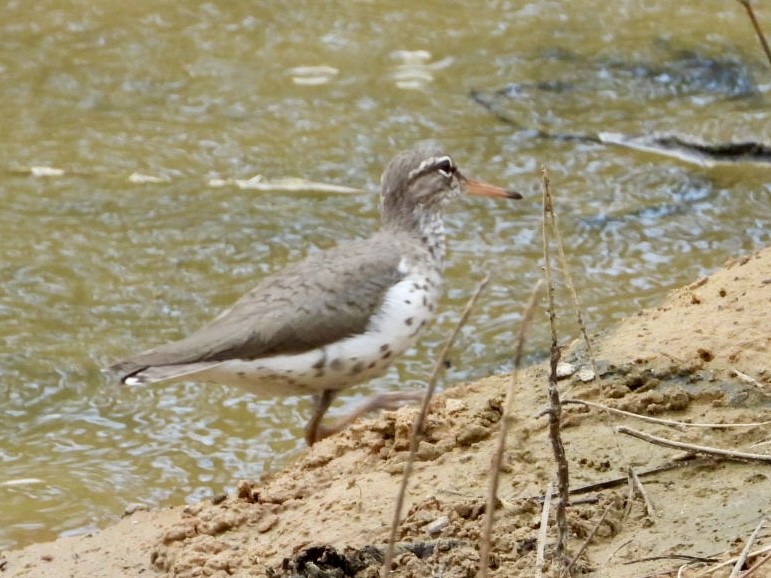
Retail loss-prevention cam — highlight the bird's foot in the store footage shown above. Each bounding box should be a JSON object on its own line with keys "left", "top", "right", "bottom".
{"left": 305, "top": 391, "right": 423, "bottom": 445}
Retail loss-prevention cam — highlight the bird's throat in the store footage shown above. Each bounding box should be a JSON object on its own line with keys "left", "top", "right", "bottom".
{"left": 418, "top": 210, "right": 446, "bottom": 266}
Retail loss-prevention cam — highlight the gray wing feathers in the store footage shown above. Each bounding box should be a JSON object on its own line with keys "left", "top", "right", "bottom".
{"left": 110, "top": 233, "right": 410, "bottom": 381}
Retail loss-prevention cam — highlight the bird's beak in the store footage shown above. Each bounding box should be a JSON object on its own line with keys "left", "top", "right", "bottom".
{"left": 464, "top": 178, "right": 522, "bottom": 200}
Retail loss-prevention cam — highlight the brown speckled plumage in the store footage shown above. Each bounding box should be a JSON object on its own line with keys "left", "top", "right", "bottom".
{"left": 109, "top": 149, "right": 519, "bottom": 445}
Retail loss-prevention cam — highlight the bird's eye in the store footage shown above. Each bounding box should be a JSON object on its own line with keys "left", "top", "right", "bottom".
{"left": 435, "top": 157, "right": 455, "bottom": 178}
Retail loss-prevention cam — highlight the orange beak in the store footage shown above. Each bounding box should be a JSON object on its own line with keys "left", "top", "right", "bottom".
{"left": 465, "top": 178, "right": 522, "bottom": 200}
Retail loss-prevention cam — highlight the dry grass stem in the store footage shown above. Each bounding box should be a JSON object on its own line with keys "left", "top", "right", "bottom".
{"left": 534, "top": 481, "right": 554, "bottom": 578}
{"left": 540, "top": 159, "right": 636, "bottom": 516}
{"left": 563, "top": 398, "right": 771, "bottom": 430}
{"left": 381, "top": 275, "right": 490, "bottom": 577}
{"left": 736, "top": 0, "right": 771, "bottom": 66}
{"left": 629, "top": 468, "right": 656, "bottom": 518}
{"left": 541, "top": 168, "right": 603, "bottom": 407}
{"left": 616, "top": 426, "right": 771, "bottom": 463}
{"left": 564, "top": 502, "right": 613, "bottom": 576}
{"left": 541, "top": 165, "right": 571, "bottom": 565}
{"left": 693, "top": 544, "right": 771, "bottom": 577}
{"left": 478, "top": 279, "right": 542, "bottom": 578}
{"left": 729, "top": 517, "right": 767, "bottom": 578}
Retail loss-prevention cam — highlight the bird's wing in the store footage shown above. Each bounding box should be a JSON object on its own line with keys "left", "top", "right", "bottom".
{"left": 110, "top": 233, "right": 413, "bottom": 381}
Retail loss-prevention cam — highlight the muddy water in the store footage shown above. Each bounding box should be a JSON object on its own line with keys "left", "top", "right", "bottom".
{"left": 1, "top": 1, "right": 768, "bottom": 550}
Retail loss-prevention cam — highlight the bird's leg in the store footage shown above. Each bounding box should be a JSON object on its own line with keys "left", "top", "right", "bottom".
{"left": 305, "top": 390, "right": 423, "bottom": 445}
{"left": 305, "top": 389, "right": 338, "bottom": 446}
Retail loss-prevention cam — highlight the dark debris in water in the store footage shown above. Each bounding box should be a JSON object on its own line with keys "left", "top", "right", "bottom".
{"left": 596, "top": 133, "right": 771, "bottom": 168}
{"left": 579, "top": 180, "right": 715, "bottom": 229}
{"left": 600, "top": 49, "right": 757, "bottom": 98}
{"left": 654, "top": 137, "right": 771, "bottom": 159}
{"left": 523, "top": 46, "right": 758, "bottom": 99}
{"left": 470, "top": 45, "right": 769, "bottom": 167}
{"left": 578, "top": 178, "right": 714, "bottom": 230}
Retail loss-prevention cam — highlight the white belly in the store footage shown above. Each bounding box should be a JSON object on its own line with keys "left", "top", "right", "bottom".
{"left": 194, "top": 268, "right": 441, "bottom": 397}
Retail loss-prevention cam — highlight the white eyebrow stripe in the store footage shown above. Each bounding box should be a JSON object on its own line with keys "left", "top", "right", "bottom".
{"left": 407, "top": 155, "right": 455, "bottom": 181}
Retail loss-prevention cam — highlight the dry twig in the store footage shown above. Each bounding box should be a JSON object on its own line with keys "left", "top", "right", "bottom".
{"left": 535, "top": 481, "right": 554, "bottom": 578}
{"left": 731, "top": 368, "right": 765, "bottom": 390}
{"left": 564, "top": 502, "right": 614, "bottom": 575}
{"left": 563, "top": 398, "right": 771, "bottom": 430}
{"left": 478, "top": 279, "right": 542, "bottom": 577}
{"left": 677, "top": 561, "right": 698, "bottom": 577}
{"left": 381, "top": 275, "right": 490, "bottom": 576}
{"left": 692, "top": 544, "right": 771, "bottom": 577}
{"left": 622, "top": 470, "right": 636, "bottom": 522}
{"left": 616, "top": 426, "right": 771, "bottom": 463}
{"left": 736, "top": 0, "right": 771, "bottom": 66}
{"left": 629, "top": 468, "right": 656, "bottom": 518}
{"left": 729, "top": 517, "right": 767, "bottom": 578}
{"left": 623, "top": 552, "right": 717, "bottom": 576}
{"left": 743, "top": 548, "right": 771, "bottom": 577}
{"left": 541, "top": 166, "right": 571, "bottom": 567}
{"left": 568, "top": 459, "right": 692, "bottom": 495}
{"left": 599, "top": 539, "right": 633, "bottom": 577}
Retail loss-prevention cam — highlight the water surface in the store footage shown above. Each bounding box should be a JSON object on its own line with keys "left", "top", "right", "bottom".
{"left": 1, "top": 0, "right": 769, "bottom": 549}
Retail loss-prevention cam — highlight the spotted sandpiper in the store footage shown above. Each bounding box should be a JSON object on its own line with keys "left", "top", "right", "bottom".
{"left": 110, "top": 150, "right": 520, "bottom": 445}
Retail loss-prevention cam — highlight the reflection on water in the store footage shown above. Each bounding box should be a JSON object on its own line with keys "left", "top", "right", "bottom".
{"left": 1, "top": 0, "right": 769, "bottom": 550}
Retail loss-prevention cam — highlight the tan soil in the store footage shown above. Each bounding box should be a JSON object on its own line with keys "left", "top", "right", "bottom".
{"left": 2, "top": 247, "right": 769, "bottom": 578}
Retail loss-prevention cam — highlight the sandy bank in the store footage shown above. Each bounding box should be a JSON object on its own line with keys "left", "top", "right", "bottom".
{"left": 2, "top": 247, "right": 769, "bottom": 578}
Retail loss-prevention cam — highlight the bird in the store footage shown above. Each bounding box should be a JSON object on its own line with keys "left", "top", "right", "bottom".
{"left": 109, "top": 149, "right": 521, "bottom": 445}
